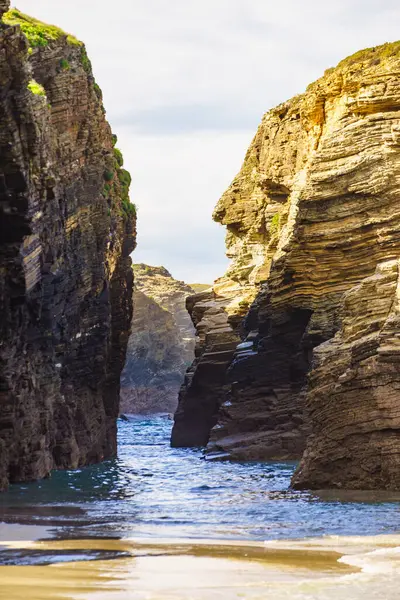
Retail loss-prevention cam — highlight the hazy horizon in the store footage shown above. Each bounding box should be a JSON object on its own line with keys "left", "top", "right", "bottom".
{"left": 15, "top": 0, "right": 400, "bottom": 283}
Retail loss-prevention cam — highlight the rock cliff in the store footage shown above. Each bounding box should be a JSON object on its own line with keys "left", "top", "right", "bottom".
{"left": 172, "top": 41, "right": 400, "bottom": 488}
{"left": 0, "top": 5, "right": 136, "bottom": 490}
{"left": 120, "top": 265, "right": 195, "bottom": 414}
{"left": 292, "top": 259, "right": 400, "bottom": 489}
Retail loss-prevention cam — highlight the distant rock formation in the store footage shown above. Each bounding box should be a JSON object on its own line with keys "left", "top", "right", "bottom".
{"left": 120, "top": 265, "right": 196, "bottom": 414}
{"left": 172, "top": 41, "right": 400, "bottom": 489}
{"left": 0, "top": 5, "right": 136, "bottom": 490}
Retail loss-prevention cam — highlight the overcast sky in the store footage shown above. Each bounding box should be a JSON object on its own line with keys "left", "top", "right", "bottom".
{"left": 17, "top": 0, "right": 400, "bottom": 283}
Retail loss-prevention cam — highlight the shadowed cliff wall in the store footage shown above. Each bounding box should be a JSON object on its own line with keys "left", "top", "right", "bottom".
{"left": 0, "top": 5, "right": 136, "bottom": 489}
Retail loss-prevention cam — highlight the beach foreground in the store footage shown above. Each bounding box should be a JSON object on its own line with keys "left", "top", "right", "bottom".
{"left": 1, "top": 530, "right": 400, "bottom": 600}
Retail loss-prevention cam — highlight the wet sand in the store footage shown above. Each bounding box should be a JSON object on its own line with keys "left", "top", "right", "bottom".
{"left": 1, "top": 531, "right": 400, "bottom": 600}
{"left": 0, "top": 523, "right": 53, "bottom": 543}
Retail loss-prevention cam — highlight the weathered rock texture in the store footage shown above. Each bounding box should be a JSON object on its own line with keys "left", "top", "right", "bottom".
{"left": 0, "top": 6, "right": 136, "bottom": 490}
{"left": 170, "top": 210, "right": 266, "bottom": 448}
{"left": 173, "top": 41, "right": 400, "bottom": 488}
{"left": 120, "top": 265, "right": 195, "bottom": 414}
{"left": 292, "top": 260, "right": 400, "bottom": 489}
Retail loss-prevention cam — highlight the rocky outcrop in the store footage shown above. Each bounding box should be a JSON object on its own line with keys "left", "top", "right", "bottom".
{"left": 292, "top": 260, "right": 400, "bottom": 489}
{"left": 170, "top": 205, "right": 266, "bottom": 448}
{"left": 120, "top": 265, "right": 195, "bottom": 414}
{"left": 0, "top": 6, "right": 136, "bottom": 490}
{"left": 173, "top": 41, "right": 400, "bottom": 487}
{"left": 171, "top": 288, "right": 243, "bottom": 447}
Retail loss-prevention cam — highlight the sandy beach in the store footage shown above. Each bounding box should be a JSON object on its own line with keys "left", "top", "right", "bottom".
{"left": 1, "top": 527, "right": 400, "bottom": 600}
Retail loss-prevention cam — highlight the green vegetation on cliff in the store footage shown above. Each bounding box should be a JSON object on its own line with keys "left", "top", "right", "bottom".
{"left": 118, "top": 168, "right": 137, "bottom": 216}
{"left": 80, "top": 48, "right": 92, "bottom": 72}
{"left": 337, "top": 40, "right": 400, "bottom": 69}
{"left": 269, "top": 213, "right": 280, "bottom": 236}
{"left": 108, "top": 135, "right": 137, "bottom": 217}
{"left": 102, "top": 144, "right": 136, "bottom": 217}
{"left": 59, "top": 58, "right": 70, "bottom": 70}
{"left": 114, "top": 148, "right": 124, "bottom": 167}
{"left": 3, "top": 8, "right": 81, "bottom": 47}
{"left": 27, "top": 79, "right": 46, "bottom": 96}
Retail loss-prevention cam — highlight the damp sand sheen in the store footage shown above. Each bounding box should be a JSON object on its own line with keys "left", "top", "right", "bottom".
{"left": 1, "top": 533, "right": 400, "bottom": 600}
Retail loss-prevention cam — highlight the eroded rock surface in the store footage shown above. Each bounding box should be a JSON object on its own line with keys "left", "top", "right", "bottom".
{"left": 173, "top": 41, "right": 400, "bottom": 487}
{"left": 292, "top": 260, "right": 400, "bottom": 489}
{"left": 0, "top": 6, "right": 136, "bottom": 490}
{"left": 120, "top": 265, "right": 195, "bottom": 414}
{"left": 171, "top": 288, "right": 242, "bottom": 447}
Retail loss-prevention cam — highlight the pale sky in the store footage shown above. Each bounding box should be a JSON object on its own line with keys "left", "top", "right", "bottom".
{"left": 16, "top": 0, "right": 400, "bottom": 283}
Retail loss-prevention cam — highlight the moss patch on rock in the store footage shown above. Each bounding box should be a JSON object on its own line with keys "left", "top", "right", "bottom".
{"left": 102, "top": 142, "right": 136, "bottom": 218}
{"left": 27, "top": 79, "right": 46, "bottom": 96}
{"left": 269, "top": 212, "right": 280, "bottom": 236}
{"left": 59, "top": 58, "right": 70, "bottom": 70}
{"left": 3, "top": 8, "right": 82, "bottom": 47}
{"left": 114, "top": 148, "right": 124, "bottom": 168}
{"left": 118, "top": 167, "right": 137, "bottom": 216}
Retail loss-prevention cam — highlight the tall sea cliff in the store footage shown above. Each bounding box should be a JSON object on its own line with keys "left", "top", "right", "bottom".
{"left": 172, "top": 41, "right": 400, "bottom": 490}
{"left": 0, "top": 3, "right": 136, "bottom": 490}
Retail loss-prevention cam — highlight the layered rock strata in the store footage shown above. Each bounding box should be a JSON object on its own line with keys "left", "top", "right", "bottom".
{"left": 171, "top": 288, "right": 243, "bottom": 447}
{"left": 120, "top": 265, "right": 195, "bottom": 414}
{"left": 292, "top": 260, "right": 400, "bottom": 489}
{"left": 0, "top": 6, "right": 136, "bottom": 490}
{"left": 171, "top": 176, "right": 272, "bottom": 448}
{"left": 173, "top": 41, "right": 400, "bottom": 487}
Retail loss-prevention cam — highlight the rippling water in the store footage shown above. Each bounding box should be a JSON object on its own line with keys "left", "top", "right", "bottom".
{"left": 1, "top": 415, "right": 400, "bottom": 541}
{"left": 2, "top": 416, "right": 400, "bottom": 599}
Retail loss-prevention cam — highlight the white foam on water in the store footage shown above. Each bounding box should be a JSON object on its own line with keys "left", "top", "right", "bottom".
{"left": 3, "top": 532, "right": 400, "bottom": 599}
{"left": 339, "top": 545, "right": 400, "bottom": 573}
{"left": 260, "top": 534, "right": 400, "bottom": 600}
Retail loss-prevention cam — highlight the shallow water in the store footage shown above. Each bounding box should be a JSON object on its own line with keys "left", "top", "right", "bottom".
{"left": 2, "top": 416, "right": 400, "bottom": 541}
{"left": 1, "top": 416, "right": 400, "bottom": 599}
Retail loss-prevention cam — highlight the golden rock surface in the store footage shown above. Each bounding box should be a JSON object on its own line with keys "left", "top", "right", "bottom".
{"left": 173, "top": 43, "right": 400, "bottom": 487}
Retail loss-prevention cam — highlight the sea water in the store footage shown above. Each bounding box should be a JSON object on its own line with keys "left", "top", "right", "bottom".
{"left": 0, "top": 415, "right": 400, "bottom": 599}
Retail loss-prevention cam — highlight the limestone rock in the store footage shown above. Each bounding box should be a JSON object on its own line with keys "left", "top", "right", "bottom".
{"left": 0, "top": 10, "right": 136, "bottom": 489}
{"left": 120, "top": 265, "right": 195, "bottom": 414}
{"left": 173, "top": 41, "right": 400, "bottom": 488}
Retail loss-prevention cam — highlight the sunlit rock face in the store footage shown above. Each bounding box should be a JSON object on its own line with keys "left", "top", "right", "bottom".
{"left": 120, "top": 265, "right": 196, "bottom": 414}
{"left": 173, "top": 41, "right": 400, "bottom": 488}
{"left": 0, "top": 9, "right": 136, "bottom": 490}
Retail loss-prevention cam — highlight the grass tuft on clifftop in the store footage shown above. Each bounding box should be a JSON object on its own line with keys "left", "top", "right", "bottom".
{"left": 337, "top": 40, "right": 400, "bottom": 69}
{"left": 3, "top": 8, "right": 82, "bottom": 47}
